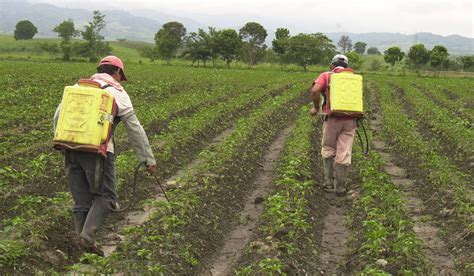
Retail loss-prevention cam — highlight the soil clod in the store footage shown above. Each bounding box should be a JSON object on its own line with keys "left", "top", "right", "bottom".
{"left": 254, "top": 197, "right": 264, "bottom": 204}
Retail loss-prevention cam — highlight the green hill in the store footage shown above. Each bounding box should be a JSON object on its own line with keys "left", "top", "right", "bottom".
{"left": 0, "top": 34, "right": 152, "bottom": 62}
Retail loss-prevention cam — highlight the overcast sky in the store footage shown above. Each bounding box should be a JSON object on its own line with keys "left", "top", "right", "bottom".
{"left": 28, "top": 0, "right": 473, "bottom": 37}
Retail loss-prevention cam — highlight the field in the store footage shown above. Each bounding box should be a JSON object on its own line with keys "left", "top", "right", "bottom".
{"left": 0, "top": 59, "right": 473, "bottom": 274}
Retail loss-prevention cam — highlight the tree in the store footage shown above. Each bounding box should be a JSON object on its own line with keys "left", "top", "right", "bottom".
{"left": 353, "top": 41, "right": 367, "bottom": 55}
{"left": 407, "top": 43, "right": 430, "bottom": 67}
{"left": 81, "top": 10, "right": 111, "bottom": 62}
{"left": 207, "top": 27, "right": 221, "bottom": 66}
{"left": 460, "top": 55, "right": 474, "bottom": 71}
{"left": 272, "top": 28, "right": 290, "bottom": 63}
{"left": 240, "top": 22, "right": 267, "bottom": 46}
{"left": 53, "top": 19, "right": 79, "bottom": 61}
{"left": 429, "top": 45, "right": 449, "bottom": 68}
{"left": 239, "top": 22, "right": 268, "bottom": 66}
{"left": 14, "top": 20, "right": 38, "bottom": 40}
{"left": 337, "top": 35, "right": 352, "bottom": 53}
{"left": 155, "top": 21, "right": 186, "bottom": 64}
{"left": 284, "top": 33, "right": 336, "bottom": 71}
{"left": 216, "top": 29, "right": 241, "bottom": 67}
{"left": 383, "top": 46, "right": 405, "bottom": 66}
{"left": 367, "top": 47, "right": 381, "bottom": 55}
{"left": 182, "top": 29, "right": 212, "bottom": 67}
{"left": 346, "top": 51, "right": 364, "bottom": 70}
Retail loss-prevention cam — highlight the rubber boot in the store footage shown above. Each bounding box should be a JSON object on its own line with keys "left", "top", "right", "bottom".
{"left": 73, "top": 211, "right": 88, "bottom": 235}
{"left": 335, "top": 164, "right": 349, "bottom": 196}
{"left": 79, "top": 198, "right": 111, "bottom": 256}
{"left": 322, "top": 157, "right": 335, "bottom": 191}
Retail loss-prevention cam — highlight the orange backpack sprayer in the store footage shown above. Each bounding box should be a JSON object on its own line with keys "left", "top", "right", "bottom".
{"left": 53, "top": 79, "right": 117, "bottom": 157}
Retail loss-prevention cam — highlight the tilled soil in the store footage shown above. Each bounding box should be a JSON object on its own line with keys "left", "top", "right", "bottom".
{"left": 200, "top": 125, "right": 295, "bottom": 276}
{"left": 319, "top": 193, "right": 350, "bottom": 275}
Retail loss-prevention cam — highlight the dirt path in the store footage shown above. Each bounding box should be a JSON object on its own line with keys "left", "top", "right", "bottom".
{"left": 201, "top": 125, "right": 295, "bottom": 276}
{"left": 370, "top": 114, "right": 456, "bottom": 275}
{"left": 319, "top": 192, "right": 350, "bottom": 274}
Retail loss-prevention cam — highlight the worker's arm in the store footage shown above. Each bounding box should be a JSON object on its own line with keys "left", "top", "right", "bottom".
{"left": 310, "top": 82, "right": 322, "bottom": 116}
{"left": 120, "top": 111, "right": 157, "bottom": 173}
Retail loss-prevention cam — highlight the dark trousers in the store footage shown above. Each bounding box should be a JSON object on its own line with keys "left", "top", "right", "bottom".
{"left": 65, "top": 150, "right": 117, "bottom": 213}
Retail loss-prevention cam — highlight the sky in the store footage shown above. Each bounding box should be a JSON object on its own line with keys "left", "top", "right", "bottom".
{"left": 27, "top": 0, "right": 474, "bottom": 37}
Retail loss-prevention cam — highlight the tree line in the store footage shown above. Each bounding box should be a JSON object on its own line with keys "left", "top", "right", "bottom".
{"left": 336, "top": 34, "right": 473, "bottom": 71}
{"left": 139, "top": 22, "right": 339, "bottom": 71}
{"left": 11, "top": 12, "right": 474, "bottom": 71}
{"left": 13, "top": 13, "right": 336, "bottom": 70}
{"left": 14, "top": 11, "right": 111, "bottom": 62}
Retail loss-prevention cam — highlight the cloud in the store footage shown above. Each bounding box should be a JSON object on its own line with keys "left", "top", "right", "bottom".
{"left": 25, "top": 0, "right": 474, "bottom": 37}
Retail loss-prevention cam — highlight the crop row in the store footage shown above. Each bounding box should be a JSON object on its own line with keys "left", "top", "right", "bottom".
{"left": 233, "top": 106, "right": 321, "bottom": 275}
{"left": 414, "top": 79, "right": 474, "bottom": 123}
{"left": 73, "top": 83, "right": 308, "bottom": 274}
{"left": 384, "top": 76, "right": 473, "bottom": 167}
{"left": 367, "top": 80, "right": 473, "bottom": 263}
{"left": 0, "top": 77, "right": 305, "bottom": 272}
{"left": 418, "top": 76, "right": 474, "bottom": 103}
{"left": 341, "top": 81, "right": 432, "bottom": 274}
{"left": 347, "top": 143, "right": 431, "bottom": 274}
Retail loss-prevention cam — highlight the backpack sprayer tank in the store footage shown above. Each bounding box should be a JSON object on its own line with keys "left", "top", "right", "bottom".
{"left": 329, "top": 72, "right": 364, "bottom": 117}
{"left": 53, "top": 79, "right": 117, "bottom": 157}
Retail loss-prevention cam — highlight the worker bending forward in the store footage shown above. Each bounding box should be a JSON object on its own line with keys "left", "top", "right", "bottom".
{"left": 53, "top": 56, "right": 157, "bottom": 256}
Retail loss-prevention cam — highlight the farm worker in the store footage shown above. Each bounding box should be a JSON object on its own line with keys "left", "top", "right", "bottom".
{"left": 53, "top": 55, "right": 157, "bottom": 256}
{"left": 310, "top": 54, "right": 356, "bottom": 196}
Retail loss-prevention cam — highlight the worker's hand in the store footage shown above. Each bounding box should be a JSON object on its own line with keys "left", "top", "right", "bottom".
{"left": 310, "top": 107, "right": 318, "bottom": 116}
{"left": 146, "top": 164, "right": 157, "bottom": 175}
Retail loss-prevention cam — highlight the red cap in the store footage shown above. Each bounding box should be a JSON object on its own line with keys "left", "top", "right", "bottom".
{"left": 98, "top": 55, "right": 128, "bottom": 81}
